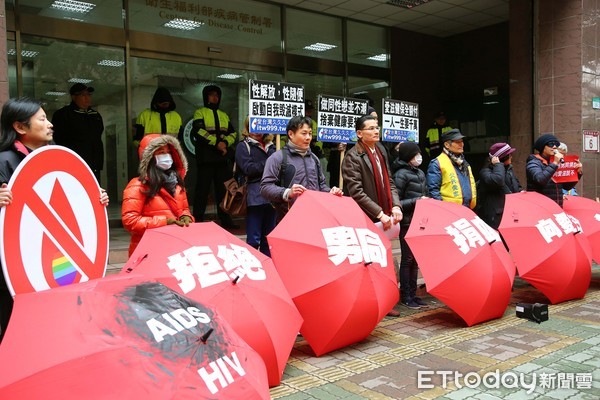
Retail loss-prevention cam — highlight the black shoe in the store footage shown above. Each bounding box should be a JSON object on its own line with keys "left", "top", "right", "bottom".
{"left": 402, "top": 300, "right": 421, "bottom": 310}
{"left": 413, "top": 297, "right": 429, "bottom": 308}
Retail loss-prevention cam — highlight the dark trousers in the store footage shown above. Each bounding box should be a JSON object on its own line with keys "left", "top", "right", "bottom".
{"left": 246, "top": 204, "right": 276, "bottom": 257}
{"left": 399, "top": 227, "right": 419, "bottom": 302}
{"left": 193, "top": 162, "right": 232, "bottom": 222}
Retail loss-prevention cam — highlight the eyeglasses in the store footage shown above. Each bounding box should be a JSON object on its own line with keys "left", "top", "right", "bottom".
{"left": 361, "top": 126, "right": 380, "bottom": 131}
{"left": 546, "top": 141, "right": 560, "bottom": 148}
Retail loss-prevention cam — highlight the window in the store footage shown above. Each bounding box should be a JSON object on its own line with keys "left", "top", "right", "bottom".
{"left": 18, "top": 35, "right": 127, "bottom": 200}
{"left": 129, "top": 0, "right": 281, "bottom": 51}
{"left": 286, "top": 9, "right": 342, "bottom": 62}
{"left": 18, "top": 0, "right": 124, "bottom": 28}
{"left": 347, "top": 21, "right": 389, "bottom": 68}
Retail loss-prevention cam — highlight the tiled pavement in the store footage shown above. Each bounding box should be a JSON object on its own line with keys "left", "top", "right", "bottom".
{"left": 108, "top": 219, "right": 600, "bottom": 400}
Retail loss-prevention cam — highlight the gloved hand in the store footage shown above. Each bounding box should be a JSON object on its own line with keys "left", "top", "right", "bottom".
{"left": 179, "top": 215, "right": 193, "bottom": 226}
{"left": 167, "top": 218, "right": 185, "bottom": 227}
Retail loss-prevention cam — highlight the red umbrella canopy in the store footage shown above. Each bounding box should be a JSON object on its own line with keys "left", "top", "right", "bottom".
{"left": 122, "top": 222, "right": 302, "bottom": 387}
{"left": 267, "top": 190, "right": 399, "bottom": 356}
{"left": 563, "top": 195, "right": 600, "bottom": 264}
{"left": 405, "top": 198, "right": 516, "bottom": 326}
{"left": 0, "top": 274, "right": 269, "bottom": 399}
{"left": 499, "top": 192, "right": 592, "bottom": 303}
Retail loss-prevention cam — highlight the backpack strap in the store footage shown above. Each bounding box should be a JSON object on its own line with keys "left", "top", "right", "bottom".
{"left": 278, "top": 147, "right": 288, "bottom": 188}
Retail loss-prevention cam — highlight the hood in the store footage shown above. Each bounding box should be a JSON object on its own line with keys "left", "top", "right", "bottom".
{"left": 150, "top": 87, "right": 176, "bottom": 112}
{"left": 138, "top": 134, "right": 188, "bottom": 179}
{"left": 202, "top": 85, "right": 221, "bottom": 109}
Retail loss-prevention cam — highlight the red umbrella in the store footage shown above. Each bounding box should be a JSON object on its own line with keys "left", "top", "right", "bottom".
{"left": 0, "top": 274, "right": 269, "bottom": 399}
{"left": 499, "top": 192, "right": 592, "bottom": 303}
{"left": 122, "top": 222, "right": 302, "bottom": 387}
{"left": 563, "top": 195, "right": 600, "bottom": 264}
{"left": 267, "top": 190, "right": 398, "bottom": 356}
{"left": 405, "top": 198, "right": 515, "bottom": 326}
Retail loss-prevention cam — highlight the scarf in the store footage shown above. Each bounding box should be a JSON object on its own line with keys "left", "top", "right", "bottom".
{"left": 160, "top": 169, "right": 178, "bottom": 196}
{"left": 360, "top": 141, "right": 393, "bottom": 216}
{"left": 443, "top": 147, "right": 468, "bottom": 175}
{"left": 287, "top": 140, "right": 308, "bottom": 156}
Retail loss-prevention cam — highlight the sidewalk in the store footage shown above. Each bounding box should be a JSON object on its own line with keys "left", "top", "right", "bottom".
{"left": 107, "top": 223, "right": 599, "bottom": 399}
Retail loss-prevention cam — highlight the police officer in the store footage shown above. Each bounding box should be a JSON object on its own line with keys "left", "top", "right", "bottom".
{"left": 191, "top": 85, "right": 239, "bottom": 229}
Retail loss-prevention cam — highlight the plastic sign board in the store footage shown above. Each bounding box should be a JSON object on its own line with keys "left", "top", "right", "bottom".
{"left": 551, "top": 155, "right": 580, "bottom": 183}
{"left": 249, "top": 79, "right": 305, "bottom": 135}
{"left": 0, "top": 146, "right": 109, "bottom": 295}
{"left": 583, "top": 130, "right": 599, "bottom": 153}
{"left": 381, "top": 98, "right": 419, "bottom": 143}
{"left": 316, "top": 95, "right": 369, "bottom": 143}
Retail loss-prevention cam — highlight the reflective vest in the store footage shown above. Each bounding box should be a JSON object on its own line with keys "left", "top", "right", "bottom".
{"left": 437, "top": 152, "right": 477, "bottom": 209}
{"left": 193, "top": 107, "right": 236, "bottom": 147}
{"left": 425, "top": 125, "right": 452, "bottom": 155}
{"left": 136, "top": 109, "right": 182, "bottom": 137}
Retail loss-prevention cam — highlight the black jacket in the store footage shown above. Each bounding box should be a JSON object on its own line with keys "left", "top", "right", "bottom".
{"left": 52, "top": 102, "right": 104, "bottom": 171}
{"left": 392, "top": 159, "right": 428, "bottom": 228}
{"left": 476, "top": 161, "right": 522, "bottom": 229}
{"left": 526, "top": 154, "right": 579, "bottom": 207}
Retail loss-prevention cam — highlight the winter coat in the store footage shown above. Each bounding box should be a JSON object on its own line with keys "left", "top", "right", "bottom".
{"left": 427, "top": 153, "right": 476, "bottom": 209}
{"left": 52, "top": 102, "right": 104, "bottom": 171}
{"left": 235, "top": 137, "right": 275, "bottom": 207}
{"left": 342, "top": 141, "right": 401, "bottom": 222}
{"left": 0, "top": 141, "right": 30, "bottom": 185}
{"left": 0, "top": 141, "right": 32, "bottom": 290}
{"left": 134, "top": 87, "right": 181, "bottom": 139}
{"left": 476, "top": 162, "right": 522, "bottom": 229}
{"left": 392, "top": 159, "right": 428, "bottom": 228}
{"left": 260, "top": 144, "right": 329, "bottom": 219}
{"left": 122, "top": 134, "right": 193, "bottom": 255}
{"left": 192, "top": 85, "right": 237, "bottom": 165}
{"left": 525, "top": 154, "right": 579, "bottom": 207}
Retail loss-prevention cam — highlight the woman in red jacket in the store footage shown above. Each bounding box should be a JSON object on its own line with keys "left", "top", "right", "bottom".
{"left": 122, "top": 133, "right": 194, "bottom": 255}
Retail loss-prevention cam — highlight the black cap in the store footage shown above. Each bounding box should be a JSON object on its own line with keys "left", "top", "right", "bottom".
{"left": 533, "top": 134, "right": 559, "bottom": 152}
{"left": 69, "top": 83, "right": 94, "bottom": 95}
{"left": 436, "top": 111, "right": 446, "bottom": 119}
{"left": 441, "top": 129, "right": 465, "bottom": 143}
{"left": 397, "top": 142, "right": 421, "bottom": 162}
{"left": 305, "top": 99, "right": 314, "bottom": 110}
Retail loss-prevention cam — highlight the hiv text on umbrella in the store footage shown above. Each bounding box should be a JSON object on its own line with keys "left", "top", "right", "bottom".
{"left": 166, "top": 243, "right": 266, "bottom": 292}
{"left": 143, "top": 305, "right": 249, "bottom": 395}
{"left": 322, "top": 226, "right": 388, "bottom": 267}
{"left": 444, "top": 217, "right": 501, "bottom": 254}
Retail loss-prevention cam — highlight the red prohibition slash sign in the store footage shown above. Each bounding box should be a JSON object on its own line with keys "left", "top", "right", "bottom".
{"left": 0, "top": 146, "right": 109, "bottom": 296}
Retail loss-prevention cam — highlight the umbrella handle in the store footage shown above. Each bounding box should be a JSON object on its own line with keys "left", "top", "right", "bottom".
{"left": 125, "top": 253, "right": 148, "bottom": 273}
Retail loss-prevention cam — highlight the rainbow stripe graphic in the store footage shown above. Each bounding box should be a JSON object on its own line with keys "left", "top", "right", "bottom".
{"left": 52, "top": 254, "right": 77, "bottom": 286}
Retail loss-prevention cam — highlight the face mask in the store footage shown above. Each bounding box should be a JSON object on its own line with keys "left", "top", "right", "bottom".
{"left": 409, "top": 154, "right": 422, "bottom": 167}
{"left": 155, "top": 153, "right": 173, "bottom": 170}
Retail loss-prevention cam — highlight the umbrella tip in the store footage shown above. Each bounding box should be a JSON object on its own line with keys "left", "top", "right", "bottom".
{"left": 232, "top": 275, "right": 240, "bottom": 284}
{"left": 200, "top": 328, "right": 214, "bottom": 343}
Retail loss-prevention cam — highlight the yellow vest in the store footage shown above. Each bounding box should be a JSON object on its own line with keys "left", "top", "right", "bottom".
{"left": 437, "top": 153, "right": 477, "bottom": 209}
{"left": 193, "top": 107, "right": 237, "bottom": 146}
{"left": 136, "top": 109, "right": 182, "bottom": 137}
{"left": 425, "top": 125, "right": 452, "bottom": 155}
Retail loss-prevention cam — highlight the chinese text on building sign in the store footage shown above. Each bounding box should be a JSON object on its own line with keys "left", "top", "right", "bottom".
{"left": 166, "top": 244, "right": 265, "bottom": 293}
{"left": 249, "top": 79, "right": 305, "bottom": 134}
{"left": 317, "top": 95, "right": 369, "bottom": 143}
{"left": 445, "top": 217, "right": 501, "bottom": 254}
{"left": 322, "top": 226, "right": 387, "bottom": 267}
{"left": 535, "top": 212, "right": 582, "bottom": 244}
{"left": 381, "top": 99, "right": 419, "bottom": 143}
